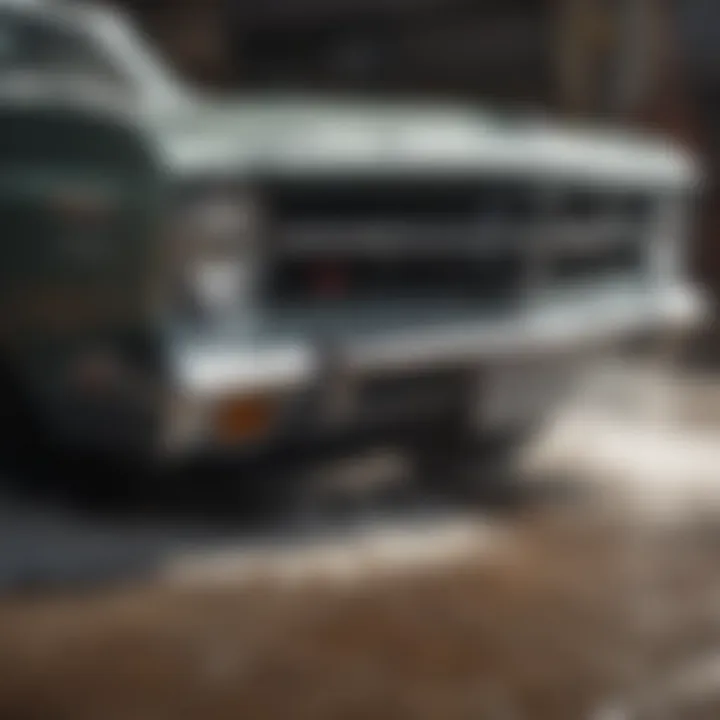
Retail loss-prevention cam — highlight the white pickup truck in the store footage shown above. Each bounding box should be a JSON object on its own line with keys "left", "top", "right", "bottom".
{"left": 0, "top": 0, "right": 705, "bottom": 477}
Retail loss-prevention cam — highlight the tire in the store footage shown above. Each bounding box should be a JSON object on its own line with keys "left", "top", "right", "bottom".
{"left": 0, "top": 367, "right": 148, "bottom": 508}
{"left": 0, "top": 368, "right": 55, "bottom": 497}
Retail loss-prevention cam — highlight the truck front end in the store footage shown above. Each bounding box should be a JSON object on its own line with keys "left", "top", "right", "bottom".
{"left": 155, "top": 104, "right": 705, "bottom": 463}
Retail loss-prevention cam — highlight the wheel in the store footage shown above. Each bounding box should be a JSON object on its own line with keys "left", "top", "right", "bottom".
{"left": 0, "top": 356, "right": 169, "bottom": 511}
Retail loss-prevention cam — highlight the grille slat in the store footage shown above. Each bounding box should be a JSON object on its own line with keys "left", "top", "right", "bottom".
{"left": 268, "top": 255, "right": 523, "bottom": 304}
{"left": 263, "top": 179, "right": 533, "bottom": 306}
{"left": 258, "top": 179, "right": 653, "bottom": 309}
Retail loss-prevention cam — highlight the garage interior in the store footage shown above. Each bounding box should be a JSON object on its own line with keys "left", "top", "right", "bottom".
{"left": 3, "top": 2, "right": 720, "bottom": 719}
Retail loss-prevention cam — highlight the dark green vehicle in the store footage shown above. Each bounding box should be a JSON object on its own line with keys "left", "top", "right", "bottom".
{"left": 0, "top": 0, "right": 705, "bottom": 470}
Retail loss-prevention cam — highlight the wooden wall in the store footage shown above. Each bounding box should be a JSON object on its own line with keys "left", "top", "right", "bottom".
{"left": 118, "top": 0, "right": 555, "bottom": 104}
{"left": 553, "top": 0, "right": 714, "bottom": 295}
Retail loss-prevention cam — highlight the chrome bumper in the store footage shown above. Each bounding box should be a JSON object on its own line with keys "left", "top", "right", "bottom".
{"left": 161, "top": 284, "right": 707, "bottom": 458}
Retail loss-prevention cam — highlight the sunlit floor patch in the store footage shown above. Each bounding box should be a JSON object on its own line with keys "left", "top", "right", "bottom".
{"left": 162, "top": 515, "right": 506, "bottom": 587}
{"left": 522, "top": 363, "right": 720, "bottom": 524}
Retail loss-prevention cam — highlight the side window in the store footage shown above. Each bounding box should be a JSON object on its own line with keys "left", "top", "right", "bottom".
{"left": 0, "top": 11, "right": 128, "bottom": 87}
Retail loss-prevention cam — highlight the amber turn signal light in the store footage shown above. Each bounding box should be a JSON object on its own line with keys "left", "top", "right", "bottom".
{"left": 212, "top": 395, "right": 278, "bottom": 445}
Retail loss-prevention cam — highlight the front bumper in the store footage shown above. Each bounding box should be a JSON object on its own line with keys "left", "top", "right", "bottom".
{"left": 161, "top": 284, "right": 706, "bottom": 460}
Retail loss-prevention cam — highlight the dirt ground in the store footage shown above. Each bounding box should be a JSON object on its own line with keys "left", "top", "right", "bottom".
{"left": 2, "top": 507, "right": 720, "bottom": 720}
{"left": 3, "top": 363, "right": 720, "bottom": 720}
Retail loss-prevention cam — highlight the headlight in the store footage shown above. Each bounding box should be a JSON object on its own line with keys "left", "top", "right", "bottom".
{"left": 173, "top": 187, "right": 261, "bottom": 316}
{"left": 185, "top": 193, "right": 258, "bottom": 252}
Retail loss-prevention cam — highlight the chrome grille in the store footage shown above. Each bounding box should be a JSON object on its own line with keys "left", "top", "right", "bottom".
{"left": 262, "top": 178, "right": 535, "bottom": 306}
{"left": 258, "top": 178, "right": 655, "bottom": 308}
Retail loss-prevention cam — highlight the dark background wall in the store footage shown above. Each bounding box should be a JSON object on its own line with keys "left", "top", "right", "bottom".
{"left": 119, "top": 0, "right": 554, "bottom": 104}
{"left": 115, "top": 1, "right": 685, "bottom": 125}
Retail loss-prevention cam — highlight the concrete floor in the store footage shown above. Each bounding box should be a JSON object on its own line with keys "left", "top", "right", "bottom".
{"left": 3, "top": 362, "right": 720, "bottom": 718}
{"left": 524, "top": 361, "right": 720, "bottom": 524}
